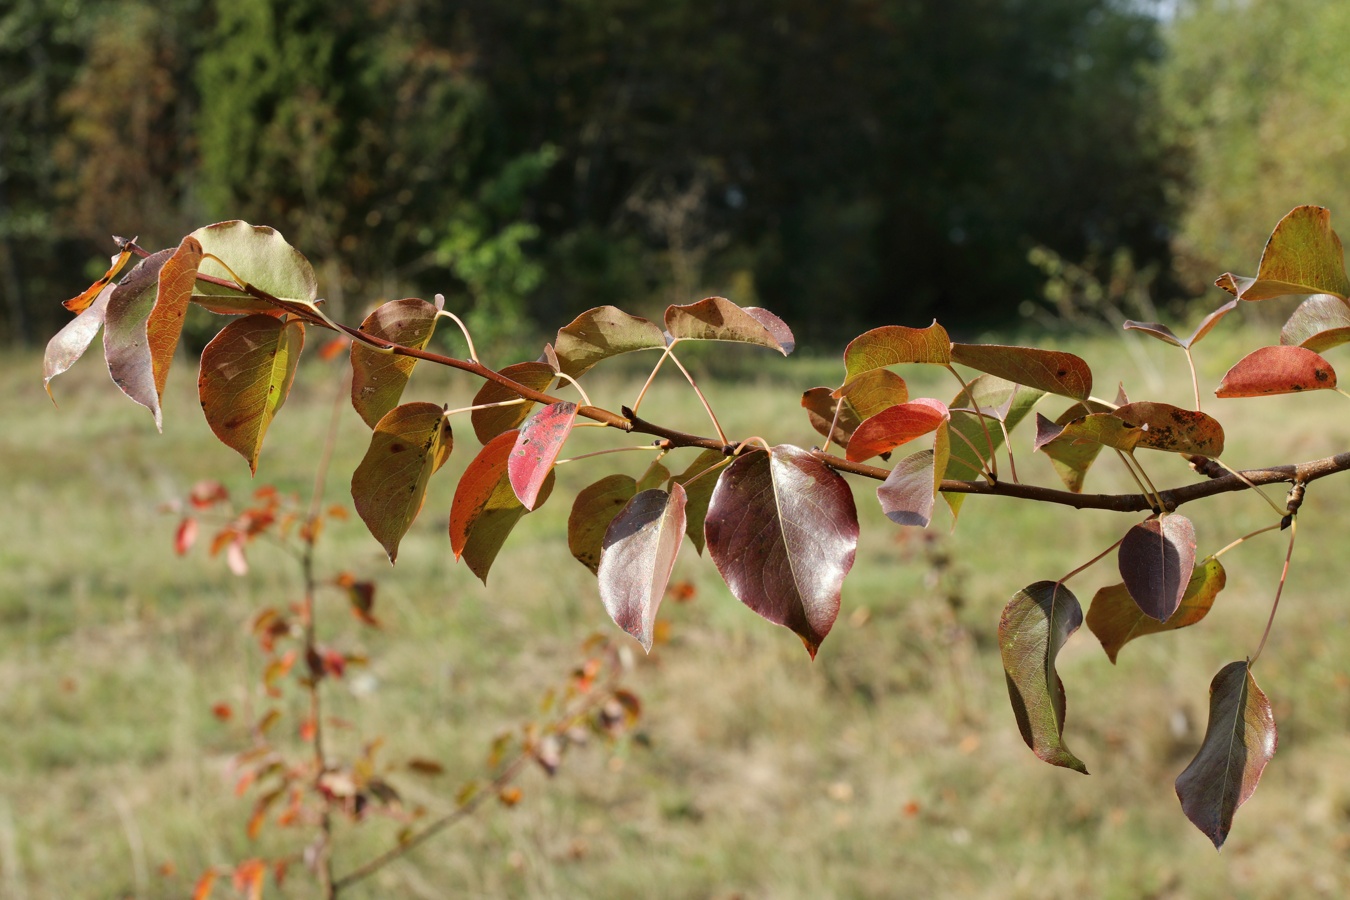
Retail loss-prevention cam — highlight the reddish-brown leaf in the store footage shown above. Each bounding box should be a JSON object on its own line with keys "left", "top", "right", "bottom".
{"left": 104, "top": 248, "right": 173, "bottom": 428}
{"left": 1280, "top": 293, "right": 1350, "bottom": 352}
{"left": 350, "top": 402, "right": 454, "bottom": 563}
{"left": 843, "top": 321, "right": 951, "bottom": 380}
{"left": 64, "top": 246, "right": 133, "bottom": 313}
{"left": 554, "top": 306, "right": 667, "bottom": 378}
{"left": 950, "top": 343, "right": 1092, "bottom": 400}
{"left": 509, "top": 401, "right": 576, "bottom": 509}
{"left": 175, "top": 517, "right": 198, "bottom": 556}
{"left": 44, "top": 282, "right": 114, "bottom": 401}
{"left": 471, "top": 361, "right": 555, "bottom": 444}
{"left": 568, "top": 474, "right": 638, "bottom": 573}
{"left": 350, "top": 298, "right": 438, "bottom": 428}
{"left": 1216, "top": 345, "right": 1337, "bottom": 397}
{"left": 1215, "top": 205, "right": 1350, "bottom": 301}
{"left": 450, "top": 431, "right": 555, "bottom": 582}
{"left": 664, "top": 297, "right": 794, "bottom": 354}
{"left": 146, "top": 235, "right": 204, "bottom": 403}
{"left": 1113, "top": 401, "right": 1225, "bottom": 456}
{"left": 1118, "top": 515, "right": 1196, "bottom": 622}
{"left": 1087, "top": 557, "right": 1225, "bottom": 663}
{"left": 1125, "top": 298, "right": 1239, "bottom": 349}
{"left": 598, "top": 484, "right": 688, "bottom": 651}
{"left": 844, "top": 399, "right": 948, "bottom": 462}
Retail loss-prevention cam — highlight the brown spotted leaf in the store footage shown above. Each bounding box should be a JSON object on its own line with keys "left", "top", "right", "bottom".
{"left": 998, "top": 581, "right": 1088, "bottom": 773}
{"left": 104, "top": 248, "right": 173, "bottom": 428}
{"left": 1280, "top": 294, "right": 1350, "bottom": 352}
{"left": 450, "top": 430, "right": 556, "bottom": 583}
{"left": 568, "top": 474, "right": 638, "bottom": 573}
{"left": 950, "top": 343, "right": 1092, "bottom": 400}
{"left": 1216, "top": 205, "right": 1350, "bottom": 301}
{"left": 1113, "top": 402, "right": 1225, "bottom": 457}
{"left": 598, "top": 484, "right": 688, "bottom": 651}
{"left": 843, "top": 321, "right": 951, "bottom": 380}
{"left": 671, "top": 449, "right": 726, "bottom": 554}
{"left": 508, "top": 401, "right": 576, "bottom": 509}
{"left": 1118, "top": 515, "right": 1196, "bottom": 621}
{"left": 1176, "top": 661, "right": 1277, "bottom": 849}
{"left": 44, "top": 283, "right": 114, "bottom": 401}
{"left": 1216, "top": 345, "right": 1337, "bottom": 397}
{"left": 198, "top": 314, "right": 306, "bottom": 474}
{"left": 471, "top": 362, "right": 556, "bottom": 444}
{"left": 351, "top": 402, "right": 454, "bottom": 563}
{"left": 350, "top": 298, "right": 438, "bottom": 428}
{"left": 1087, "top": 557, "right": 1226, "bottom": 663}
{"left": 704, "top": 446, "right": 858, "bottom": 658}
{"left": 147, "top": 236, "right": 204, "bottom": 405}
{"left": 664, "top": 297, "right": 794, "bottom": 354}
{"left": 845, "top": 399, "right": 948, "bottom": 462}
{"left": 555, "top": 306, "right": 666, "bottom": 378}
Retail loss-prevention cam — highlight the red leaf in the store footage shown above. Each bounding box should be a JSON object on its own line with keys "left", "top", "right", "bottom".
{"left": 509, "top": 401, "right": 576, "bottom": 509}
{"left": 1118, "top": 515, "right": 1196, "bottom": 621}
{"left": 191, "top": 869, "right": 219, "bottom": 900}
{"left": 597, "top": 485, "right": 688, "bottom": 651}
{"left": 844, "top": 399, "right": 948, "bottom": 462}
{"left": 1216, "top": 345, "right": 1337, "bottom": 397}
{"left": 450, "top": 431, "right": 555, "bottom": 582}
{"left": 189, "top": 480, "right": 230, "bottom": 508}
{"left": 175, "top": 517, "right": 198, "bottom": 556}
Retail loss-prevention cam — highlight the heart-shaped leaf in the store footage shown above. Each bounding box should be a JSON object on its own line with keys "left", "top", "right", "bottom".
{"left": 998, "top": 581, "right": 1088, "bottom": 773}
{"left": 104, "top": 248, "right": 174, "bottom": 429}
{"left": 555, "top": 306, "right": 666, "bottom": 378}
{"left": 1087, "top": 557, "right": 1226, "bottom": 663}
{"left": 664, "top": 297, "right": 794, "bottom": 354}
{"left": 1118, "top": 515, "right": 1197, "bottom": 621}
{"left": 198, "top": 314, "right": 306, "bottom": 474}
{"left": 950, "top": 343, "right": 1092, "bottom": 400}
{"left": 1216, "top": 345, "right": 1337, "bottom": 397}
{"left": 598, "top": 484, "right": 688, "bottom": 652}
{"left": 44, "top": 283, "right": 114, "bottom": 400}
{"left": 350, "top": 402, "right": 454, "bottom": 563}
{"left": 843, "top": 321, "right": 951, "bottom": 380}
{"left": 508, "top": 401, "right": 577, "bottom": 509}
{"left": 1215, "top": 205, "right": 1350, "bottom": 301}
{"left": 568, "top": 474, "right": 638, "bottom": 573}
{"left": 350, "top": 298, "right": 439, "bottom": 428}
{"left": 190, "top": 220, "right": 318, "bottom": 315}
{"left": 671, "top": 449, "right": 726, "bottom": 554}
{"left": 450, "top": 430, "right": 556, "bottom": 583}
{"left": 1113, "top": 402, "right": 1225, "bottom": 456}
{"left": 471, "top": 362, "right": 556, "bottom": 444}
{"left": 1176, "top": 660, "right": 1277, "bottom": 849}
{"left": 845, "top": 399, "right": 948, "bottom": 462}
{"left": 1279, "top": 293, "right": 1350, "bottom": 352}
{"left": 705, "top": 445, "right": 859, "bottom": 658}
{"left": 148, "top": 236, "right": 205, "bottom": 403}
{"left": 64, "top": 245, "right": 133, "bottom": 313}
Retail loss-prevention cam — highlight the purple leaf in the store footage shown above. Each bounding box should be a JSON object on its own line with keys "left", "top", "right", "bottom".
{"left": 1087, "top": 557, "right": 1226, "bottom": 663}
{"left": 598, "top": 484, "right": 688, "bottom": 651}
{"left": 1118, "top": 515, "right": 1196, "bottom": 621}
{"left": 508, "top": 401, "right": 577, "bottom": 509}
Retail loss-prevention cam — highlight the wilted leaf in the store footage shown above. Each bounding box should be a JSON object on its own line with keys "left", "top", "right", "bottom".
{"left": 450, "top": 430, "right": 556, "bottom": 583}
{"left": 198, "top": 314, "right": 306, "bottom": 474}
{"left": 1118, "top": 515, "right": 1197, "bottom": 621}
{"left": 351, "top": 402, "right": 454, "bottom": 563}
{"left": 671, "top": 449, "right": 726, "bottom": 554}
{"left": 104, "top": 248, "right": 173, "bottom": 428}
{"left": 1216, "top": 345, "right": 1337, "bottom": 397}
{"left": 704, "top": 446, "right": 859, "bottom": 657}
{"left": 950, "top": 343, "right": 1092, "bottom": 400}
{"left": 598, "top": 484, "right": 688, "bottom": 651}
{"left": 44, "top": 283, "right": 114, "bottom": 400}
{"left": 471, "top": 362, "right": 555, "bottom": 444}
{"left": 190, "top": 221, "right": 318, "bottom": 315}
{"left": 998, "top": 581, "right": 1088, "bottom": 773}
{"left": 555, "top": 306, "right": 666, "bottom": 378}
{"left": 509, "top": 401, "right": 577, "bottom": 509}
{"left": 1280, "top": 294, "right": 1350, "bottom": 352}
{"left": 350, "top": 298, "right": 438, "bottom": 428}
{"left": 64, "top": 245, "right": 133, "bottom": 313}
{"left": 1216, "top": 205, "right": 1350, "bottom": 301}
{"left": 1113, "top": 402, "right": 1225, "bottom": 456}
{"left": 843, "top": 321, "right": 951, "bottom": 380}
{"left": 665, "top": 297, "right": 794, "bottom": 354}
{"left": 1087, "top": 557, "right": 1226, "bottom": 663}
{"left": 1176, "top": 661, "right": 1277, "bottom": 849}
{"left": 845, "top": 399, "right": 948, "bottom": 462}
{"left": 568, "top": 474, "right": 638, "bottom": 573}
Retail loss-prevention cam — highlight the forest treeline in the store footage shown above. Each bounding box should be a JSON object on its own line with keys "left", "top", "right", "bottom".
{"left": 0, "top": 0, "right": 1335, "bottom": 348}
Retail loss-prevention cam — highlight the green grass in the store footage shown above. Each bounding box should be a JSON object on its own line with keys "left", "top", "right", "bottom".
{"left": 6, "top": 322, "right": 1350, "bottom": 898}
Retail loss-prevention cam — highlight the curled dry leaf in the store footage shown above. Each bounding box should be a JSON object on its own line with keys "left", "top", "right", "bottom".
{"left": 843, "top": 321, "right": 951, "bottom": 380}
{"left": 1087, "top": 557, "right": 1225, "bottom": 663}
{"left": 597, "top": 484, "right": 687, "bottom": 651}
{"left": 64, "top": 245, "right": 133, "bottom": 313}
{"left": 350, "top": 402, "right": 454, "bottom": 563}
{"left": 350, "top": 298, "right": 438, "bottom": 428}
{"left": 1216, "top": 345, "right": 1337, "bottom": 397}
{"left": 1118, "top": 515, "right": 1197, "bottom": 622}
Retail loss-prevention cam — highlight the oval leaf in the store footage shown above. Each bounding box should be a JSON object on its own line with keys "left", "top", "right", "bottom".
{"left": 450, "top": 430, "right": 556, "bottom": 583}
{"left": 845, "top": 399, "right": 948, "bottom": 462}
{"left": 104, "top": 248, "right": 173, "bottom": 428}
{"left": 509, "top": 401, "right": 577, "bottom": 509}
{"left": 147, "top": 236, "right": 205, "bottom": 405}
{"left": 350, "top": 298, "right": 439, "bottom": 428}
{"left": 664, "top": 297, "right": 794, "bottom": 354}
{"left": 189, "top": 220, "right": 318, "bottom": 314}
{"left": 44, "top": 283, "right": 114, "bottom": 401}
{"left": 1118, "top": 515, "right": 1197, "bottom": 622}
{"left": 843, "top": 321, "right": 951, "bottom": 380}
{"left": 1215, "top": 205, "right": 1350, "bottom": 301}
{"left": 1086, "top": 557, "right": 1225, "bottom": 663}
{"left": 471, "top": 362, "right": 556, "bottom": 444}
{"left": 1216, "top": 345, "right": 1337, "bottom": 397}
{"left": 598, "top": 484, "right": 688, "bottom": 651}
{"left": 555, "top": 306, "right": 666, "bottom": 378}
{"left": 1112, "top": 402, "right": 1225, "bottom": 457}
{"left": 198, "top": 315, "right": 306, "bottom": 474}
{"left": 568, "top": 474, "right": 638, "bottom": 573}
{"left": 351, "top": 402, "right": 454, "bottom": 563}
{"left": 950, "top": 343, "right": 1092, "bottom": 400}
{"left": 671, "top": 449, "right": 726, "bottom": 555}
{"left": 1279, "top": 293, "right": 1350, "bottom": 352}
{"left": 704, "top": 445, "right": 858, "bottom": 658}
{"left": 998, "top": 581, "right": 1088, "bottom": 773}
{"left": 1176, "top": 661, "right": 1277, "bottom": 849}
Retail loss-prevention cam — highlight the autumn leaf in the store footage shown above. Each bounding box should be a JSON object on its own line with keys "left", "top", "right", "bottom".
{"left": 844, "top": 399, "right": 948, "bottom": 462}
{"left": 664, "top": 297, "right": 794, "bottom": 354}
{"left": 64, "top": 245, "right": 133, "bottom": 313}
{"left": 1216, "top": 205, "right": 1350, "bottom": 301}
{"left": 670, "top": 449, "right": 726, "bottom": 554}
{"left": 44, "top": 283, "right": 114, "bottom": 401}
{"left": 1118, "top": 515, "right": 1197, "bottom": 621}
{"left": 1280, "top": 294, "right": 1350, "bottom": 352}
{"left": 350, "top": 298, "right": 438, "bottom": 428}
{"left": 190, "top": 220, "right": 318, "bottom": 316}
{"left": 351, "top": 402, "right": 454, "bottom": 563}
{"left": 598, "top": 484, "right": 688, "bottom": 651}
{"left": 509, "top": 401, "right": 577, "bottom": 509}
{"left": 471, "top": 362, "right": 555, "bottom": 444}
{"left": 1112, "top": 401, "right": 1225, "bottom": 456}
{"left": 1087, "top": 557, "right": 1226, "bottom": 663}
{"left": 450, "top": 430, "right": 555, "bottom": 582}
{"left": 103, "top": 248, "right": 173, "bottom": 428}
{"left": 554, "top": 306, "right": 666, "bottom": 378}
{"left": 843, "top": 321, "right": 951, "bottom": 380}
{"left": 568, "top": 474, "right": 638, "bottom": 573}
{"left": 950, "top": 343, "right": 1092, "bottom": 400}
{"left": 1216, "top": 345, "right": 1337, "bottom": 397}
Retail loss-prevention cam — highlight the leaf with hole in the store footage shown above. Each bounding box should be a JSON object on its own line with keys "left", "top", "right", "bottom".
{"left": 843, "top": 321, "right": 951, "bottom": 380}
{"left": 705, "top": 446, "right": 858, "bottom": 657}
{"left": 1280, "top": 294, "right": 1350, "bottom": 352}
{"left": 598, "top": 484, "right": 687, "bottom": 651}
{"left": 471, "top": 362, "right": 556, "bottom": 444}
{"left": 1176, "top": 660, "right": 1277, "bottom": 849}
{"left": 1119, "top": 515, "right": 1196, "bottom": 622}
{"left": 351, "top": 402, "right": 453, "bottom": 563}
{"left": 845, "top": 399, "right": 948, "bottom": 462}
{"left": 998, "top": 581, "right": 1088, "bottom": 773}
{"left": 1216, "top": 205, "right": 1350, "bottom": 301}
{"left": 450, "top": 430, "right": 556, "bottom": 583}
{"left": 1216, "top": 345, "right": 1337, "bottom": 397}
{"left": 189, "top": 221, "right": 318, "bottom": 316}
{"left": 104, "top": 248, "right": 173, "bottom": 428}
{"left": 568, "top": 474, "right": 638, "bottom": 573}
{"left": 350, "top": 298, "right": 438, "bottom": 428}
{"left": 1087, "top": 557, "right": 1225, "bottom": 663}
{"left": 950, "top": 343, "right": 1092, "bottom": 400}
{"left": 555, "top": 306, "right": 666, "bottom": 378}
{"left": 509, "top": 401, "right": 577, "bottom": 509}
{"left": 44, "top": 283, "right": 114, "bottom": 400}
{"left": 664, "top": 297, "right": 794, "bottom": 354}
{"left": 671, "top": 449, "right": 725, "bottom": 554}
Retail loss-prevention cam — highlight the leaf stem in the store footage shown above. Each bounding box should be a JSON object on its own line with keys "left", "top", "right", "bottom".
{"left": 1058, "top": 534, "right": 1126, "bottom": 585}
{"left": 630, "top": 344, "right": 675, "bottom": 417}
{"left": 679, "top": 456, "right": 733, "bottom": 489}
{"left": 435, "top": 309, "right": 479, "bottom": 364}
{"left": 443, "top": 398, "right": 527, "bottom": 418}
{"left": 555, "top": 445, "right": 665, "bottom": 466}
{"left": 553, "top": 370, "right": 594, "bottom": 409}
{"left": 732, "top": 436, "right": 773, "bottom": 455}
{"left": 1113, "top": 449, "right": 1158, "bottom": 511}
{"left": 945, "top": 365, "right": 998, "bottom": 480}
{"left": 668, "top": 350, "right": 727, "bottom": 445}
{"left": 1249, "top": 518, "right": 1297, "bottom": 668}
{"left": 1126, "top": 451, "right": 1167, "bottom": 512}
{"left": 1211, "top": 457, "right": 1287, "bottom": 516}
{"left": 1210, "top": 523, "right": 1282, "bottom": 560}
{"left": 1183, "top": 346, "right": 1202, "bottom": 412}
{"left": 820, "top": 395, "right": 846, "bottom": 456}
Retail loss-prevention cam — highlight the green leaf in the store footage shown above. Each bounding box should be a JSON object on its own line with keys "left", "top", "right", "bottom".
{"left": 1216, "top": 205, "right": 1350, "bottom": 301}
{"left": 1032, "top": 403, "right": 1112, "bottom": 492}
{"left": 664, "top": 297, "right": 794, "bottom": 354}
{"left": 350, "top": 299, "right": 439, "bottom": 428}
{"left": 44, "top": 283, "right": 114, "bottom": 401}
{"left": 998, "top": 581, "right": 1088, "bottom": 773}
{"left": 189, "top": 220, "right": 318, "bottom": 314}
{"left": 1280, "top": 294, "right": 1350, "bottom": 352}
{"left": 1034, "top": 409, "right": 1144, "bottom": 455}
{"left": 1216, "top": 345, "right": 1337, "bottom": 397}
{"left": 554, "top": 306, "right": 666, "bottom": 378}
{"left": 568, "top": 474, "right": 638, "bottom": 573}
{"left": 350, "top": 402, "right": 454, "bottom": 563}
{"left": 1087, "top": 557, "right": 1226, "bottom": 663}
{"left": 449, "top": 430, "right": 556, "bottom": 583}
{"left": 198, "top": 314, "right": 306, "bottom": 474}
{"left": 845, "top": 399, "right": 948, "bottom": 463}
{"left": 104, "top": 248, "right": 174, "bottom": 429}
{"left": 1118, "top": 515, "right": 1196, "bottom": 622}
{"left": 1176, "top": 661, "right": 1277, "bottom": 849}
{"left": 670, "top": 449, "right": 726, "bottom": 554}
{"left": 1113, "top": 402, "right": 1225, "bottom": 456}
{"left": 941, "top": 377, "right": 1043, "bottom": 521}
{"left": 598, "top": 484, "right": 688, "bottom": 652}
{"left": 470, "top": 362, "right": 556, "bottom": 444}
{"left": 636, "top": 462, "right": 670, "bottom": 492}
{"left": 705, "top": 446, "right": 858, "bottom": 658}
{"left": 508, "top": 401, "right": 577, "bottom": 509}
{"left": 950, "top": 343, "right": 1092, "bottom": 400}
{"left": 843, "top": 321, "right": 951, "bottom": 380}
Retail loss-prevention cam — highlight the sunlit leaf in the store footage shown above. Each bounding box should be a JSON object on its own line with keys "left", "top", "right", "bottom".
{"left": 877, "top": 441, "right": 945, "bottom": 528}
{"left": 198, "top": 314, "right": 306, "bottom": 474}
{"left": 664, "top": 297, "right": 794, "bottom": 354}
{"left": 351, "top": 402, "right": 454, "bottom": 563}
{"left": 1113, "top": 401, "right": 1225, "bottom": 456}
{"left": 950, "top": 343, "right": 1092, "bottom": 400}
{"left": 103, "top": 248, "right": 173, "bottom": 428}
{"left": 1087, "top": 557, "right": 1226, "bottom": 663}
{"left": 450, "top": 430, "right": 555, "bottom": 583}
{"left": 147, "top": 236, "right": 204, "bottom": 405}
{"left": 671, "top": 448, "right": 726, "bottom": 554}
{"left": 843, "top": 321, "right": 951, "bottom": 380}
{"left": 1216, "top": 345, "right": 1337, "bottom": 397}
{"left": 998, "top": 581, "right": 1088, "bottom": 773}
{"left": 568, "top": 474, "right": 638, "bottom": 573}
{"left": 350, "top": 298, "right": 438, "bottom": 428}
{"left": 1176, "top": 660, "right": 1277, "bottom": 849}
{"left": 509, "top": 401, "right": 577, "bottom": 509}
{"left": 802, "top": 369, "right": 910, "bottom": 447}
{"left": 471, "top": 362, "right": 555, "bottom": 444}
{"left": 1187, "top": 299, "right": 1240, "bottom": 347}
{"left": 555, "top": 306, "right": 666, "bottom": 378}
{"left": 189, "top": 220, "right": 318, "bottom": 315}
{"left": 598, "top": 484, "right": 688, "bottom": 651}
{"left": 1122, "top": 320, "right": 1182, "bottom": 348}
{"left": 704, "top": 445, "right": 859, "bottom": 658}
{"left": 1216, "top": 205, "right": 1350, "bottom": 301}
{"left": 64, "top": 245, "right": 133, "bottom": 313}
{"left": 1118, "top": 515, "right": 1196, "bottom": 621}
{"left": 1280, "top": 294, "right": 1350, "bottom": 352}
{"left": 44, "top": 283, "right": 114, "bottom": 401}
{"left": 1034, "top": 409, "right": 1143, "bottom": 455}
{"left": 1033, "top": 403, "right": 1112, "bottom": 492}
{"left": 845, "top": 399, "right": 948, "bottom": 462}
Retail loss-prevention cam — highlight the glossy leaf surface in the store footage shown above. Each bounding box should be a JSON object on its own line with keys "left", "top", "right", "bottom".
{"left": 1087, "top": 557, "right": 1225, "bottom": 663}
{"left": 845, "top": 399, "right": 948, "bottom": 462}
{"left": 1279, "top": 293, "right": 1350, "bottom": 352}
{"left": 1118, "top": 515, "right": 1196, "bottom": 621}
{"left": 671, "top": 449, "right": 726, "bottom": 554}
{"left": 598, "top": 484, "right": 687, "bottom": 651}
{"left": 664, "top": 297, "right": 794, "bottom": 354}
{"left": 190, "top": 220, "right": 318, "bottom": 315}
{"left": 351, "top": 402, "right": 453, "bottom": 563}
{"left": 509, "top": 401, "right": 577, "bottom": 509}
{"left": 1216, "top": 345, "right": 1337, "bottom": 397}
{"left": 568, "top": 474, "right": 638, "bottom": 573}
{"left": 843, "top": 321, "right": 951, "bottom": 380}
{"left": 350, "top": 298, "right": 438, "bottom": 428}
{"left": 555, "top": 306, "right": 666, "bottom": 377}
{"left": 450, "top": 430, "right": 556, "bottom": 583}
{"left": 998, "top": 581, "right": 1088, "bottom": 773}
{"left": 1113, "top": 402, "right": 1225, "bottom": 456}
{"left": 471, "top": 362, "right": 555, "bottom": 444}
{"left": 951, "top": 343, "right": 1092, "bottom": 400}
{"left": 705, "top": 446, "right": 858, "bottom": 657}
{"left": 1216, "top": 205, "right": 1350, "bottom": 301}
{"left": 44, "top": 284, "right": 114, "bottom": 400}
{"left": 1176, "top": 661, "right": 1277, "bottom": 849}
{"left": 104, "top": 248, "right": 173, "bottom": 428}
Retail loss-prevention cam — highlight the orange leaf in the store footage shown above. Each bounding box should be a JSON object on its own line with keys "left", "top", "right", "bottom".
{"left": 146, "top": 236, "right": 203, "bottom": 403}
{"left": 191, "top": 869, "right": 219, "bottom": 900}
{"left": 175, "top": 517, "right": 198, "bottom": 555}
{"left": 64, "top": 246, "right": 133, "bottom": 312}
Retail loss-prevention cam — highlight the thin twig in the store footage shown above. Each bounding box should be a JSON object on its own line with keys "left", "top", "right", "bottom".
{"left": 1058, "top": 535, "right": 1126, "bottom": 585}
{"left": 1250, "top": 518, "right": 1298, "bottom": 667}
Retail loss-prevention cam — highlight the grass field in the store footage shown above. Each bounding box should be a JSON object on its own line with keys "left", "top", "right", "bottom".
{"left": 5, "top": 319, "right": 1350, "bottom": 898}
